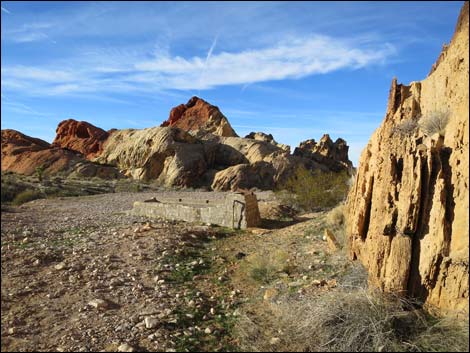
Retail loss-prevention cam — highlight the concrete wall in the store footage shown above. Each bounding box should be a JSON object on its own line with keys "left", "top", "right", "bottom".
{"left": 131, "top": 192, "right": 260, "bottom": 229}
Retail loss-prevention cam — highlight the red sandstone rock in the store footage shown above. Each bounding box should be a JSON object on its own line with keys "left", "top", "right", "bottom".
{"left": 52, "top": 119, "right": 110, "bottom": 159}
{"left": 161, "top": 97, "right": 238, "bottom": 137}
{"left": 1, "top": 129, "right": 79, "bottom": 175}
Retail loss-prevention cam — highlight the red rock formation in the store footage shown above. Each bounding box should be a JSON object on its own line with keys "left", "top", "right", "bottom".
{"left": 161, "top": 96, "right": 238, "bottom": 137}
{"left": 1, "top": 129, "right": 79, "bottom": 175}
{"left": 52, "top": 119, "right": 110, "bottom": 159}
{"left": 2, "top": 129, "right": 123, "bottom": 179}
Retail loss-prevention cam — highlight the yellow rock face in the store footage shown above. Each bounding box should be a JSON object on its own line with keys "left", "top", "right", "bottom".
{"left": 346, "top": 2, "right": 469, "bottom": 315}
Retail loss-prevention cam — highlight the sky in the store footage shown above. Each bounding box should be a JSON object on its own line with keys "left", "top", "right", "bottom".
{"left": 1, "top": 1, "right": 464, "bottom": 166}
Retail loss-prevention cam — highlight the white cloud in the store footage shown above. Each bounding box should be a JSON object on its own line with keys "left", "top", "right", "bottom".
{"left": 1, "top": 6, "right": 11, "bottom": 14}
{"left": 1, "top": 34, "right": 395, "bottom": 96}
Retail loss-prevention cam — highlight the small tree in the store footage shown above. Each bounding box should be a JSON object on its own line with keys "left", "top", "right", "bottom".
{"left": 35, "top": 165, "right": 45, "bottom": 182}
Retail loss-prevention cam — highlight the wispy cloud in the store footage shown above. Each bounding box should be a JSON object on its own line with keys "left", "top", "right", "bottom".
{"left": 1, "top": 34, "right": 395, "bottom": 97}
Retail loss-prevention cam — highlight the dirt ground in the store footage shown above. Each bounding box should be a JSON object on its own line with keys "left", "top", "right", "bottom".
{"left": 1, "top": 191, "right": 360, "bottom": 352}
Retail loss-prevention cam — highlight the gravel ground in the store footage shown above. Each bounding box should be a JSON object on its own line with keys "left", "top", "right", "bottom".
{"left": 1, "top": 191, "right": 249, "bottom": 352}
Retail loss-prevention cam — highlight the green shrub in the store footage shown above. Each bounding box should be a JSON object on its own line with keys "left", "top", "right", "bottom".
{"left": 278, "top": 166, "right": 350, "bottom": 211}
{"left": 12, "top": 189, "right": 43, "bottom": 205}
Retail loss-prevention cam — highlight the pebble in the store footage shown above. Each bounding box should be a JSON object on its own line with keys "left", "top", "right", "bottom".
{"left": 55, "top": 262, "right": 66, "bottom": 270}
{"left": 144, "top": 317, "right": 159, "bottom": 329}
{"left": 88, "top": 299, "right": 108, "bottom": 310}
{"left": 270, "top": 337, "right": 281, "bottom": 345}
{"left": 118, "top": 343, "right": 135, "bottom": 352}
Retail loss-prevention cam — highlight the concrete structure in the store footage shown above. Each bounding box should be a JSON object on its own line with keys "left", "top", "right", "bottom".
{"left": 131, "top": 191, "right": 261, "bottom": 229}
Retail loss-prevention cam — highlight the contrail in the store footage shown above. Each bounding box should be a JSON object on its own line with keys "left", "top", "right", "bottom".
{"left": 1, "top": 6, "right": 11, "bottom": 14}
{"left": 198, "top": 34, "right": 218, "bottom": 96}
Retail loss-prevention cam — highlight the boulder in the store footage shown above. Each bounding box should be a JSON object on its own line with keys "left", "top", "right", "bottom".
{"left": 346, "top": 2, "right": 468, "bottom": 315}
{"left": 52, "top": 119, "right": 110, "bottom": 159}
{"left": 161, "top": 96, "right": 238, "bottom": 137}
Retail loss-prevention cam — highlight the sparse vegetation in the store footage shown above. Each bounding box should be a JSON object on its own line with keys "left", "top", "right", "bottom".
{"left": 278, "top": 166, "right": 350, "bottom": 212}
{"left": 242, "top": 250, "right": 292, "bottom": 284}
{"left": 392, "top": 119, "right": 418, "bottom": 137}
{"left": 419, "top": 109, "right": 450, "bottom": 137}
{"left": 237, "top": 288, "right": 469, "bottom": 352}
{"left": 12, "top": 189, "right": 43, "bottom": 205}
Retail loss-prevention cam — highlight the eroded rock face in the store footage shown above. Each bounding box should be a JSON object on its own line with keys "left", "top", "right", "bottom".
{"left": 161, "top": 96, "right": 238, "bottom": 137}
{"left": 294, "top": 134, "right": 353, "bottom": 173}
{"left": 346, "top": 2, "right": 468, "bottom": 315}
{"left": 52, "top": 119, "right": 110, "bottom": 159}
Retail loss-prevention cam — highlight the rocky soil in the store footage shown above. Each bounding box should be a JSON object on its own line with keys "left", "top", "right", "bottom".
{"left": 1, "top": 191, "right": 356, "bottom": 352}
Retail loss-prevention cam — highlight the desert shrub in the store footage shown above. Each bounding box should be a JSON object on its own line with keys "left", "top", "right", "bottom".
{"left": 419, "top": 109, "right": 450, "bottom": 137}
{"left": 392, "top": 119, "right": 418, "bottom": 137}
{"left": 278, "top": 166, "right": 350, "bottom": 211}
{"left": 236, "top": 288, "right": 469, "bottom": 352}
{"left": 1, "top": 177, "right": 28, "bottom": 203}
{"left": 12, "top": 189, "right": 43, "bottom": 205}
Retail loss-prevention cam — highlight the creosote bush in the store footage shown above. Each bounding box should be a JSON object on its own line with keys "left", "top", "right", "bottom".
{"left": 418, "top": 109, "right": 450, "bottom": 137}
{"left": 278, "top": 166, "right": 350, "bottom": 211}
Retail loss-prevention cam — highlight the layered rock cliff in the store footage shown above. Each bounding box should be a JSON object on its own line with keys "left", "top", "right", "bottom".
{"left": 346, "top": 2, "right": 469, "bottom": 315}
{"left": 161, "top": 96, "right": 238, "bottom": 137}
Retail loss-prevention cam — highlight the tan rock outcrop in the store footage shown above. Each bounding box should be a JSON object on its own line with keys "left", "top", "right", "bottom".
{"left": 294, "top": 134, "right": 353, "bottom": 173}
{"left": 211, "top": 161, "right": 276, "bottom": 191}
{"left": 94, "top": 127, "right": 209, "bottom": 187}
{"left": 52, "top": 119, "right": 110, "bottom": 159}
{"left": 346, "top": 2, "right": 468, "bottom": 315}
{"left": 161, "top": 96, "right": 238, "bottom": 137}
{"left": 245, "top": 132, "right": 291, "bottom": 153}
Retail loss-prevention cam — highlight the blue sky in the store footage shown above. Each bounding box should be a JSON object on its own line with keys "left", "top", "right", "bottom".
{"left": 1, "top": 1, "right": 464, "bottom": 165}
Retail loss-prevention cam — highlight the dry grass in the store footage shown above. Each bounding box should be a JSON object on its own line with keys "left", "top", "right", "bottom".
{"left": 236, "top": 288, "right": 469, "bottom": 352}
